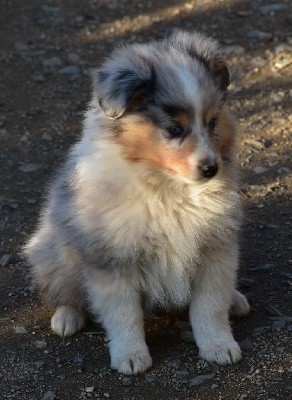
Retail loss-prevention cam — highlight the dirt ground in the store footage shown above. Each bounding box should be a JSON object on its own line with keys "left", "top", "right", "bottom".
{"left": 0, "top": 0, "right": 291, "bottom": 399}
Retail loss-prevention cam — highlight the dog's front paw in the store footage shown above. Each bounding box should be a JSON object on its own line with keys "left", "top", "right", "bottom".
{"left": 110, "top": 344, "right": 152, "bottom": 375}
{"left": 199, "top": 340, "right": 242, "bottom": 365}
{"left": 51, "top": 305, "right": 86, "bottom": 337}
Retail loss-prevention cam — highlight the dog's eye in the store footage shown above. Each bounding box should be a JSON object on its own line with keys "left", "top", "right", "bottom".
{"left": 208, "top": 117, "right": 218, "bottom": 131}
{"left": 167, "top": 125, "right": 185, "bottom": 139}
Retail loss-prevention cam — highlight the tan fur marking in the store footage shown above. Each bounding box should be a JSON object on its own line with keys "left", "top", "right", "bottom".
{"left": 118, "top": 122, "right": 195, "bottom": 177}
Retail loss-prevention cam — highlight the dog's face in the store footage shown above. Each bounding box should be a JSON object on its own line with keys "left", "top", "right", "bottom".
{"left": 94, "top": 31, "right": 235, "bottom": 182}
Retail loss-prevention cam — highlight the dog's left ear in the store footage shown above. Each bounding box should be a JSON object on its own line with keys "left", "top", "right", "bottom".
{"left": 207, "top": 57, "right": 230, "bottom": 92}
{"left": 93, "top": 57, "right": 155, "bottom": 119}
{"left": 171, "top": 30, "right": 230, "bottom": 92}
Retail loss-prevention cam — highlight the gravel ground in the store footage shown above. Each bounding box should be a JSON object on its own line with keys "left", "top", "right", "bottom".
{"left": 0, "top": 0, "right": 291, "bottom": 399}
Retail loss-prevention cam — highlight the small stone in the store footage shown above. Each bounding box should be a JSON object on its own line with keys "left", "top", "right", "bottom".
{"left": 246, "top": 30, "right": 273, "bottom": 41}
{"left": 41, "top": 133, "right": 52, "bottom": 141}
{"left": 0, "top": 254, "right": 12, "bottom": 267}
{"left": 6, "top": 201, "right": 19, "bottom": 210}
{"left": 245, "top": 139, "right": 265, "bottom": 150}
{"left": 58, "top": 65, "right": 80, "bottom": 75}
{"left": 73, "top": 355, "right": 84, "bottom": 365}
{"left": 253, "top": 166, "right": 269, "bottom": 174}
{"left": 33, "top": 75, "right": 45, "bottom": 83}
{"left": 0, "top": 128, "right": 7, "bottom": 137}
{"left": 272, "top": 320, "right": 286, "bottom": 331}
{"left": 27, "top": 198, "right": 36, "bottom": 205}
{"left": 14, "top": 41, "right": 27, "bottom": 51}
{"left": 41, "top": 5, "right": 59, "bottom": 14}
{"left": 238, "top": 277, "right": 254, "bottom": 288}
{"left": 223, "top": 45, "right": 245, "bottom": 55}
{"left": 274, "top": 57, "right": 292, "bottom": 70}
{"left": 42, "top": 57, "right": 62, "bottom": 72}
{"left": 249, "top": 264, "right": 274, "bottom": 272}
{"left": 122, "top": 377, "right": 132, "bottom": 386}
{"left": 260, "top": 4, "right": 287, "bottom": 14}
{"left": 104, "top": 393, "right": 110, "bottom": 398}
{"left": 189, "top": 373, "right": 216, "bottom": 387}
{"left": 211, "top": 384, "right": 219, "bottom": 389}
{"left": 35, "top": 340, "right": 47, "bottom": 349}
{"left": 275, "top": 44, "right": 292, "bottom": 54}
{"left": 15, "top": 325, "right": 28, "bottom": 334}
{"left": 85, "top": 387, "right": 95, "bottom": 393}
{"left": 41, "top": 391, "right": 56, "bottom": 400}
{"left": 19, "top": 163, "right": 43, "bottom": 172}
{"left": 239, "top": 338, "right": 253, "bottom": 351}
{"left": 251, "top": 56, "right": 267, "bottom": 67}
{"left": 67, "top": 52, "right": 80, "bottom": 63}
{"left": 145, "top": 374, "right": 156, "bottom": 383}
{"left": 180, "top": 330, "right": 194, "bottom": 343}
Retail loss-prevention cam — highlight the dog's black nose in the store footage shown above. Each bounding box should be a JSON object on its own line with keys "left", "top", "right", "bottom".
{"left": 198, "top": 161, "right": 218, "bottom": 179}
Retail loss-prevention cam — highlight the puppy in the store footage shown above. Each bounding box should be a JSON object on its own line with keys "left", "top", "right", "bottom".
{"left": 24, "top": 30, "right": 250, "bottom": 375}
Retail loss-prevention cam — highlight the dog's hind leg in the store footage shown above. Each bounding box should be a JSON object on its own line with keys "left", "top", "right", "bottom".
{"left": 51, "top": 305, "right": 87, "bottom": 337}
{"left": 230, "top": 290, "right": 251, "bottom": 317}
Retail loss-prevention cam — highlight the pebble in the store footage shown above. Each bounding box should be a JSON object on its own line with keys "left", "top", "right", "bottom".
{"left": 145, "top": 374, "right": 157, "bottom": 383}
{"left": 253, "top": 166, "right": 269, "bottom": 174}
{"left": 104, "top": 393, "right": 110, "bottom": 398}
{"left": 239, "top": 338, "right": 253, "bottom": 351}
{"left": 42, "top": 132, "right": 52, "bottom": 141}
{"left": 223, "top": 45, "right": 245, "bottom": 55}
{"left": 274, "top": 57, "right": 292, "bottom": 70}
{"left": 275, "top": 44, "right": 292, "bottom": 54}
{"left": 27, "top": 198, "right": 37, "bottom": 205}
{"left": 0, "top": 128, "right": 7, "bottom": 137}
{"left": 122, "top": 377, "right": 132, "bottom": 386}
{"left": 246, "top": 30, "right": 273, "bottom": 41}
{"left": 5, "top": 201, "right": 19, "bottom": 210}
{"left": 244, "top": 138, "right": 265, "bottom": 150}
{"left": 15, "top": 325, "right": 28, "bottom": 334}
{"left": 85, "top": 386, "right": 95, "bottom": 393}
{"left": 251, "top": 56, "right": 267, "bottom": 67}
{"left": 259, "top": 3, "right": 287, "bottom": 14}
{"left": 41, "top": 391, "right": 56, "bottom": 400}
{"left": 189, "top": 372, "right": 216, "bottom": 387}
{"left": 180, "top": 330, "right": 194, "bottom": 343}
{"left": 33, "top": 75, "right": 45, "bottom": 83}
{"left": 67, "top": 52, "right": 80, "bottom": 63}
{"left": 35, "top": 340, "right": 47, "bottom": 349}
{"left": 58, "top": 65, "right": 80, "bottom": 75}
{"left": 73, "top": 355, "right": 84, "bottom": 365}
{"left": 19, "top": 163, "right": 43, "bottom": 172}
{"left": 272, "top": 320, "right": 286, "bottom": 332}
{"left": 249, "top": 264, "right": 274, "bottom": 271}
{"left": 41, "top": 5, "right": 59, "bottom": 14}
{"left": 0, "top": 254, "right": 12, "bottom": 267}
{"left": 42, "top": 57, "right": 62, "bottom": 72}
{"left": 14, "top": 41, "right": 27, "bottom": 51}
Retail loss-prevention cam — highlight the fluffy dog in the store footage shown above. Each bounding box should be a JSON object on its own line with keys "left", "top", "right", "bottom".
{"left": 24, "top": 30, "right": 250, "bottom": 375}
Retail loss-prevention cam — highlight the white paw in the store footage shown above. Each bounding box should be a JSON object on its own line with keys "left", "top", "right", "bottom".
{"left": 51, "top": 305, "right": 86, "bottom": 337}
{"left": 199, "top": 340, "right": 242, "bottom": 365}
{"left": 230, "top": 290, "right": 251, "bottom": 317}
{"left": 110, "top": 345, "right": 152, "bottom": 375}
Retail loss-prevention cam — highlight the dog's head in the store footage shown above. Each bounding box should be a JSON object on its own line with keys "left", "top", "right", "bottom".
{"left": 93, "top": 30, "right": 235, "bottom": 182}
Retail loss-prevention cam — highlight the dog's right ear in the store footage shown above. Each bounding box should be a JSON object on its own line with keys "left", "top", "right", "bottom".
{"left": 93, "top": 57, "right": 156, "bottom": 119}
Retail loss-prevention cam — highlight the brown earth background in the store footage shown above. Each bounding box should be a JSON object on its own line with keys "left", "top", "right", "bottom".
{"left": 0, "top": 0, "right": 291, "bottom": 399}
